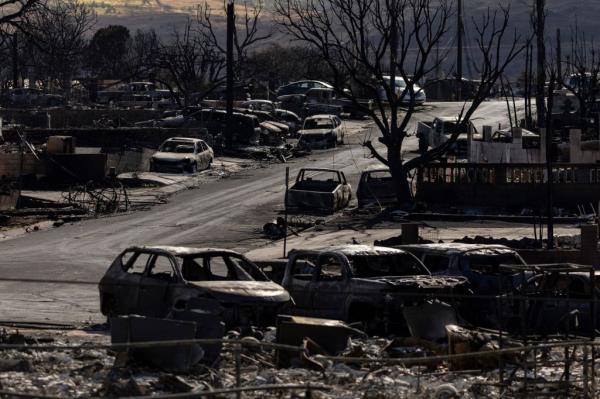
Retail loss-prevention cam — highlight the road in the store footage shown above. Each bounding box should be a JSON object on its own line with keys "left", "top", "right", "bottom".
{"left": 0, "top": 101, "right": 516, "bottom": 324}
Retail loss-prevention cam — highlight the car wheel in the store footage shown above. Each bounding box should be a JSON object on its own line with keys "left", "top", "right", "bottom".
{"left": 188, "top": 162, "right": 198, "bottom": 174}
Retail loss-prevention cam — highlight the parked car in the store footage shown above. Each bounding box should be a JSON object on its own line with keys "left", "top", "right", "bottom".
{"left": 1, "top": 88, "right": 64, "bottom": 107}
{"left": 150, "top": 137, "right": 214, "bottom": 173}
{"left": 142, "top": 109, "right": 261, "bottom": 146}
{"left": 281, "top": 245, "right": 468, "bottom": 334}
{"left": 97, "top": 81, "right": 170, "bottom": 105}
{"left": 356, "top": 169, "right": 397, "bottom": 208}
{"left": 240, "top": 100, "right": 302, "bottom": 134}
{"left": 99, "top": 246, "right": 291, "bottom": 327}
{"left": 304, "top": 88, "right": 373, "bottom": 118}
{"left": 298, "top": 114, "right": 345, "bottom": 149}
{"left": 376, "top": 75, "right": 426, "bottom": 105}
{"left": 286, "top": 168, "right": 352, "bottom": 213}
{"left": 240, "top": 99, "right": 277, "bottom": 112}
{"left": 276, "top": 80, "right": 334, "bottom": 97}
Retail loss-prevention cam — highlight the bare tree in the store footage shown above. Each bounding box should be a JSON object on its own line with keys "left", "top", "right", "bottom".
{"left": 275, "top": 0, "right": 527, "bottom": 203}
{"left": 152, "top": 19, "right": 225, "bottom": 107}
{"left": 0, "top": 0, "right": 42, "bottom": 88}
{"left": 0, "top": 0, "right": 40, "bottom": 25}
{"left": 197, "top": 0, "right": 272, "bottom": 80}
{"left": 21, "top": 0, "right": 96, "bottom": 94}
{"left": 555, "top": 27, "right": 600, "bottom": 120}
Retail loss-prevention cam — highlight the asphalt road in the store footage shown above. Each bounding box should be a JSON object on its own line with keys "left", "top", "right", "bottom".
{"left": 0, "top": 100, "right": 516, "bottom": 324}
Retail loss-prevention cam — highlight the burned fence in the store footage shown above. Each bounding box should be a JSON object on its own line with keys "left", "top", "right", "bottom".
{"left": 417, "top": 163, "right": 600, "bottom": 209}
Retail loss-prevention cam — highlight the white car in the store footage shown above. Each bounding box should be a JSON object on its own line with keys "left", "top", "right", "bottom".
{"left": 377, "top": 76, "right": 426, "bottom": 105}
{"left": 150, "top": 137, "right": 214, "bottom": 174}
{"left": 298, "top": 114, "right": 345, "bottom": 149}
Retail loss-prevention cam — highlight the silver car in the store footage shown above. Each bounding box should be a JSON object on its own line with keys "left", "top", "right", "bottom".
{"left": 150, "top": 137, "right": 214, "bottom": 173}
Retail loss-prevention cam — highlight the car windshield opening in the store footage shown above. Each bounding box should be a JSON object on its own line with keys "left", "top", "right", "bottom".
{"left": 161, "top": 141, "right": 194, "bottom": 153}
{"left": 348, "top": 254, "right": 427, "bottom": 277}
{"left": 304, "top": 119, "right": 333, "bottom": 129}
{"left": 179, "top": 254, "right": 267, "bottom": 282}
{"left": 463, "top": 254, "right": 524, "bottom": 274}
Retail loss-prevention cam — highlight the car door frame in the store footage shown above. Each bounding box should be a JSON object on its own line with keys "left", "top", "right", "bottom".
{"left": 137, "top": 252, "right": 182, "bottom": 317}
{"left": 309, "top": 252, "right": 352, "bottom": 320}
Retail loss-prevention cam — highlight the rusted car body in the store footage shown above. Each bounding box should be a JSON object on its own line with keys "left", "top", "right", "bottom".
{"left": 99, "top": 246, "right": 291, "bottom": 327}
{"left": 281, "top": 245, "right": 468, "bottom": 333}
{"left": 499, "top": 265, "right": 600, "bottom": 336}
{"left": 286, "top": 168, "right": 352, "bottom": 213}
{"left": 356, "top": 169, "right": 397, "bottom": 208}
{"left": 400, "top": 243, "right": 528, "bottom": 327}
{"left": 399, "top": 243, "right": 526, "bottom": 293}
{"left": 298, "top": 114, "right": 345, "bottom": 149}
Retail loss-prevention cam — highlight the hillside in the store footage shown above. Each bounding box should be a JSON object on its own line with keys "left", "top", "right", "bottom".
{"left": 88, "top": 0, "right": 600, "bottom": 38}
{"left": 88, "top": 0, "right": 600, "bottom": 77}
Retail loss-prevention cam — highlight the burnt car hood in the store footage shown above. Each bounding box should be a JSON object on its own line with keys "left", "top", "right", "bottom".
{"left": 299, "top": 129, "right": 333, "bottom": 136}
{"left": 189, "top": 281, "right": 291, "bottom": 304}
{"left": 152, "top": 152, "right": 194, "bottom": 162}
{"left": 358, "top": 275, "right": 468, "bottom": 290}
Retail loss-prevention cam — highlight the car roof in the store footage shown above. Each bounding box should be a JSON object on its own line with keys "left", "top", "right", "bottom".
{"left": 243, "top": 100, "right": 272, "bottom": 104}
{"left": 291, "top": 245, "right": 408, "bottom": 257}
{"left": 306, "top": 114, "right": 336, "bottom": 119}
{"left": 400, "top": 243, "right": 516, "bottom": 255}
{"left": 286, "top": 80, "right": 333, "bottom": 87}
{"left": 362, "top": 168, "right": 390, "bottom": 174}
{"left": 164, "top": 137, "right": 202, "bottom": 143}
{"left": 128, "top": 245, "right": 243, "bottom": 257}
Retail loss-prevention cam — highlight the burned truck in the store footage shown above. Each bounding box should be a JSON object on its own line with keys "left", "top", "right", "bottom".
{"left": 99, "top": 246, "right": 291, "bottom": 328}
{"left": 498, "top": 264, "right": 600, "bottom": 337}
{"left": 281, "top": 245, "right": 468, "bottom": 335}
{"left": 416, "top": 117, "right": 477, "bottom": 158}
{"left": 286, "top": 168, "right": 352, "bottom": 213}
{"left": 399, "top": 243, "right": 527, "bottom": 327}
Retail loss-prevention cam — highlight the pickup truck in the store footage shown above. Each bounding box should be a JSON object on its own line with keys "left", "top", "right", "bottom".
{"left": 279, "top": 245, "right": 468, "bottom": 336}
{"left": 286, "top": 168, "right": 352, "bottom": 213}
{"left": 416, "top": 117, "right": 476, "bottom": 158}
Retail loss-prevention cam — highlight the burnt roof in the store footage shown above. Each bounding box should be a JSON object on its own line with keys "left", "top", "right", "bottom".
{"left": 291, "top": 245, "right": 408, "bottom": 256}
{"left": 128, "top": 246, "right": 242, "bottom": 257}
{"left": 399, "top": 243, "right": 517, "bottom": 255}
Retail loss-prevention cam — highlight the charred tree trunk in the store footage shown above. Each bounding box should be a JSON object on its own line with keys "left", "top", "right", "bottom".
{"left": 387, "top": 144, "right": 412, "bottom": 206}
{"left": 535, "top": 0, "right": 546, "bottom": 129}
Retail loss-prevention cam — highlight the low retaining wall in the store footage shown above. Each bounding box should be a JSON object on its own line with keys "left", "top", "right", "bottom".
{"left": 3, "top": 127, "right": 210, "bottom": 148}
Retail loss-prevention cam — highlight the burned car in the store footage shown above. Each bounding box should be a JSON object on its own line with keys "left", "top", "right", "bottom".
{"left": 281, "top": 245, "right": 468, "bottom": 334}
{"left": 1, "top": 88, "right": 64, "bottom": 107}
{"left": 150, "top": 137, "right": 214, "bottom": 173}
{"left": 298, "top": 114, "right": 345, "bottom": 149}
{"left": 286, "top": 168, "right": 352, "bottom": 213}
{"left": 356, "top": 169, "right": 397, "bottom": 208}
{"left": 400, "top": 243, "right": 527, "bottom": 327}
{"left": 499, "top": 264, "right": 600, "bottom": 337}
{"left": 99, "top": 246, "right": 291, "bottom": 327}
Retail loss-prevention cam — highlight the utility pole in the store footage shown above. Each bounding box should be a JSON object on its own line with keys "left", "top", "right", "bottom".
{"left": 535, "top": 0, "right": 546, "bottom": 129}
{"left": 12, "top": 32, "right": 19, "bottom": 88}
{"left": 457, "top": 0, "right": 463, "bottom": 101}
{"left": 545, "top": 73, "right": 555, "bottom": 249}
{"left": 556, "top": 29, "right": 562, "bottom": 80}
{"left": 225, "top": 1, "right": 235, "bottom": 149}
